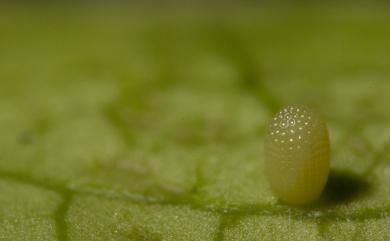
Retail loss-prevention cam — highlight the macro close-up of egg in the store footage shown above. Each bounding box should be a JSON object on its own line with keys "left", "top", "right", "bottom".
{"left": 265, "top": 106, "right": 330, "bottom": 205}
{"left": 1, "top": 1, "right": 390, "bottom": 240}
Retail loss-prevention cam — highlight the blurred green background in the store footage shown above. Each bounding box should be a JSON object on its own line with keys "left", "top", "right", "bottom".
{"left": 1, "top": 2, "right": 390, "bottom": 240}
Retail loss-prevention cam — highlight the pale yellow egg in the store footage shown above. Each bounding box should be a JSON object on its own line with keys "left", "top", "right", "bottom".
{"left": 265, "top": 105, "right": 330, "bottom": 205}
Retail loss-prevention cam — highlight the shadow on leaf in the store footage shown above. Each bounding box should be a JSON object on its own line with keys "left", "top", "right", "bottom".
{"left": 319, "top": 169, "right": 372, "bottom": 207}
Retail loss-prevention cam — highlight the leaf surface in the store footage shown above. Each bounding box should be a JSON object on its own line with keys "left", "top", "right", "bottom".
{"left": 1, "top": 5, "right": 390, "bottom": 241}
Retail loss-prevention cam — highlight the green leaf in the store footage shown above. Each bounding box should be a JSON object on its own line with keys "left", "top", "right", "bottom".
{"left": 1, "top": 5, "right": 390, "bottom": 241}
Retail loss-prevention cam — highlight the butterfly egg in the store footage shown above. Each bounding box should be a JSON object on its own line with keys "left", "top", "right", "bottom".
{"left": 265, "top": 105, "right": 330, "bottom": 205}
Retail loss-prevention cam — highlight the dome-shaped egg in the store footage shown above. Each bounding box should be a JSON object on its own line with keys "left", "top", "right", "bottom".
{"left": 264, "top": 105, "right": 330, "bottom": 205}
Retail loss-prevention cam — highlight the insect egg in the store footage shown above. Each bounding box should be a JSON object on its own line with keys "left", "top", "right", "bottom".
{"left": 264, "top": 105, "right": 330, "bottom": 205}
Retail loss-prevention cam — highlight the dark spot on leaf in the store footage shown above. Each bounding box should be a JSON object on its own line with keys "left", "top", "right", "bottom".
{"left": 320, "top": 169, "right": 372, "bottom": 207}
{"left": 127, "top": 226, "right": 162, "bottom": 241}
{"left": 18, "top": 131, "right": 33, "bottom": 145}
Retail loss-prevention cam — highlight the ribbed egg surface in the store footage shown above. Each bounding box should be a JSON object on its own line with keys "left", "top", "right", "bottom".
{"left": 265, "top": 105, "right": 330, "bottom": 205}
